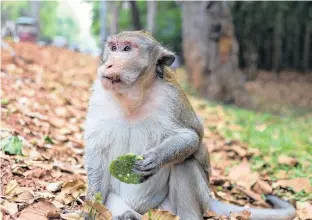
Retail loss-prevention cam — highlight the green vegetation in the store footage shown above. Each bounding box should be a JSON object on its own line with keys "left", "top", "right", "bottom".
{"left": 90, "top": 1, "right": 182, "bottom": 54}
{"left": 215, "top": 103, "right": 312, "bottom": 179}
{"left": 2, "top": 135, "right": 23, "bottom": 155}
{"left": 109, "top": 154, "right": 144, "bottom": 184}
{"left": 2, "top": 1, "right": 79, "bottom": 42}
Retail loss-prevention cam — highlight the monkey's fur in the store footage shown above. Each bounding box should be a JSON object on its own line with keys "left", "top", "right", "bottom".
{"left": 84, "top": 31, "right": 296, "bottom": 220}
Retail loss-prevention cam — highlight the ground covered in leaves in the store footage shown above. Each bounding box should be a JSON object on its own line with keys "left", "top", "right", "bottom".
{"left": 1, "top": 41, "right": 311, "bottom": 220}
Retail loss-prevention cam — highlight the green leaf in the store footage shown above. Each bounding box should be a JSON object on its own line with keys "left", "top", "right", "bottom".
{"left": 44, "top": 135, "right": 54, "bottom": 144}
{"left": 95, "top": 192, "right": 103, "bottom": 204}
{"left": 2, "top": 135, "right": 23, "bottom": 155}
{"left": 1, "top": 98, "right": 9, "bottom": 105}
{"left": 109, "top": 154, "right": 144, "bottom": 184}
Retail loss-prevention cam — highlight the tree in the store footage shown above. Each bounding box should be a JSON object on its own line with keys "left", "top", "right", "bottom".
{"left": 129, "top": 1, "right": 142, "bottom": 30}
{"left": 181, "top": 2, "right": 251, "bottom": 107}
{"left": 108, "top": 1, "right": 121, "bottom": 35}
{"left": 147, "top": 1, "right": 157, "bottom": 34}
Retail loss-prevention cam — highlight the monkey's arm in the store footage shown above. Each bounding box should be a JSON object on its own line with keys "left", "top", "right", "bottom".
{"left": 133, "top": 128, "right": 199, "bottom": 177}
{"left": 85, "top": 145, "right": 110, "bottom": 202}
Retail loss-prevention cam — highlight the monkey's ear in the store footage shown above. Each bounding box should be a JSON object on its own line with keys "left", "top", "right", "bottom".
{"left": 156, "top": 48, "right": 175, "bottom": 78}
{"left": 158, "top": 48, "right": 175, "bottom": 66}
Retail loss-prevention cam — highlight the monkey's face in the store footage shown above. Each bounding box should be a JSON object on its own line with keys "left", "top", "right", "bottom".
{"left": 98, "top": 35, "right": 152, "bottom": 93}
{"left": 98, "top": 31, "right": 175, "bottom": 93}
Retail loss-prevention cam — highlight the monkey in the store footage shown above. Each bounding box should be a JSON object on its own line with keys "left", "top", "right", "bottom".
{"left": 84, "top": 30, "right": 296, "bottom": 220}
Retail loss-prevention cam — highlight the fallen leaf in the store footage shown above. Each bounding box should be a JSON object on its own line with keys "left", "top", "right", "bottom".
{"left": 2, "top": 135, "right": 23, "bottom": 155}
{"left": 296, "top": 201, "right": 312, "bottom": 220}
{"left": 1, "top": 200, "right": 18, "bottom": 215}
{"left": 83, "top": 200, "right": 112, "bottom": 220}
{"left": 275, "top": 178, "right": 312, "bottom": 193}
{"left": 61, "top": 212, "right": 84, "bottom": 220}
{"left": 228, "top": 159, "right": 259, "bottom": 189}
{"left": 142, "top": 209, "right": 180, "bottom": 220}
{"left": 278, "top": 155, "right": 298, "bottom": 166}
{"left": 17, "top": 200, "right": 59, "bottom": 220}
{"left": 236, "top": 186, "right": 269, "bottom": 207}
{"left": 5, "top": 180, "right": 20, "bottom": 196}
{"left": 55, "top": 179, "right": 86, "bottom": 205}
{"left": 49, "top": 117, "right": 65, "bottom": 128}
{"left": 252, "top": 180, "right": 272, "bottom": 194}
{"left": 230, "top": 210, "right": 251, "bottom": 220}
{"left": 14, "top": 190, "right": 35, "bottom": 203}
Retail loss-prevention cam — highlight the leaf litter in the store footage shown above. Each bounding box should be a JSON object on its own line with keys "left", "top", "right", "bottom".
{"left": 1, "top": 41, "right": 311, "bottom": 219}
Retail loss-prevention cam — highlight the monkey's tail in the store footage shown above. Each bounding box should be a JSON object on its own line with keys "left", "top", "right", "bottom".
{"left": 207, "top": 195, "right": 296, "bottom": 220}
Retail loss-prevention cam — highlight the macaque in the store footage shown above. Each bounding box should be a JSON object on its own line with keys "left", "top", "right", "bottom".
{"left": 84, "top": 31, "right": 296, "bottom": 220}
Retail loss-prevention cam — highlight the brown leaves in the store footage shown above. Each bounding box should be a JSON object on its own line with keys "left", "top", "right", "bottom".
{"left": 55, "top": 179, "right": 86, "bottom": 205}
{"left": 275, "top": 178, "right": 312, "bottom": 193}
{"left": 296, "top": 202, "right": 312, "bottom": 220}
{"left": 228, "top": 159, "right": 259, "bottom": 189}
{"left": 277, "top": 155, "right": 298, "bottom": 166}
{"left": 142, "top": 209, "right": 180, "bottom": 220}
{"left": 83, "top": 201, "right": 112, "bottom": 220}
{"left": 17, "top": 200, "right": 59, "bottom": 220}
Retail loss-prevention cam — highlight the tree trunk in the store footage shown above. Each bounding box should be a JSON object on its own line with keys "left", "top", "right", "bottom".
{"left": 147, "top": 1, "right": 157, "bottom": 34}
{"left": 273, "top": 10, "right": 282, "bottom": 78}
{"left": 181, "top": 2, "right": 251, "bottom": 107}
{"left": 293, "top": 25, "right": 300, "bottom": 69}
{"left": 109, "top": 1, "right": 120, "bottom": 35}
{"left": 99, "top": 0, "right": 107, "bottom": 44}
{"left": 302, "top": 22, "right": 311, "bottom": 72}
{"left": 129, "top": 1, "right": 142, "bottom": 30}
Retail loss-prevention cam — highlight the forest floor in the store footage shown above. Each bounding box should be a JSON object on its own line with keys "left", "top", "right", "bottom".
{"left": 1, "top": 41, "right": 311, "bottom": 220}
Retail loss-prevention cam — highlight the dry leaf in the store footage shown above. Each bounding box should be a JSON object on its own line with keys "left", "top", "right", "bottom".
{"left": 1, "top": 200, "right": 18, "bottom": 215}
{"left": 55, "top": 179, "right": 86, "bottom": 205}
{"left": 17, "top": 200, "right": 59, "bottom": 220}
{"left": 275, "top": 178, "right": 312, "bottom": 193}
{"left": 236, "top": 186, "right": 269, "bottom": 207}
{"left": 204, "top": 210, "right": 220, "bottom": 218}
{"left": 230, "top": 210, "right": 251, "bottom": 220}
{"left": 83, "top": 200, "right": 112, "bottom": 220}
{"left": 14, "top": 190, "right": 35, "bottom": 203}
{"left": 228, "top": 159, "right": 259, "bottom": 189}
{"left": 142, "top": 209, "right": 180, "bottom": 220}
{"left": 277, "top": 155, "right": 298, "bottom": 166}
{"left": 296, "top": 201, "right": 312, "bottom": 220}
{"left": 252, "top": 180, "right": 272, "bottom": 194}
{"left": 61, "top": 212, "right": 84, "bottom": 220}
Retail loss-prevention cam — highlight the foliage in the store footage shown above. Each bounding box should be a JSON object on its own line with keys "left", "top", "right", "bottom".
{"left": 90, "top": 1, "right": 182, "bottom": 54}
{"left": 232, "top": 1, "right": 312, "bottom": 71}
{"left": 40, "top": 1, "right": 58, "bottom": 40}
{"left": 2, "top": 135, "right": 23, "bottom": 155}
{"left": 217, "top": 103, "right": 312, "bottom": 179}
{"left": 1, "top": 1, "right": 29, "bottom": 20}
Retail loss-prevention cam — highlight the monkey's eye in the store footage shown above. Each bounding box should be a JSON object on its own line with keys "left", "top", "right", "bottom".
{"left": 111, "top": 45, "right": 117, "bottom": 51}
{"left": 122, "top": 46, "right": 131, "bottom": 52}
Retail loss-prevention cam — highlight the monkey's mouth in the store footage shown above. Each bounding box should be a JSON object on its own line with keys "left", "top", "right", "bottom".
{"left": 102, "top": 75, "right": 122, "bottom": 84}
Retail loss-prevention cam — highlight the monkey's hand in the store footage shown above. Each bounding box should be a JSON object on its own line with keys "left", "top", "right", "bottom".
{"left": 133, "top": 130, "right": 200, "bottom": 179}
{"left": 132, "top": 150, "right": 161, "bottom": 179}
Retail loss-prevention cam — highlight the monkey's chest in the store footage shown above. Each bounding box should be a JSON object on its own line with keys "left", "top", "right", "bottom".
{"left": 107, "top": 118, "right": 177, "bottom": 212}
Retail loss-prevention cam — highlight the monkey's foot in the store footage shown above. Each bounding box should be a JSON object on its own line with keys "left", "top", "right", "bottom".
{"left": 113, "top": 210, "right": 141, "bottom": 220}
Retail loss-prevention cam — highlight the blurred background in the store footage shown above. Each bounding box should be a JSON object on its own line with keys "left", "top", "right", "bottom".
{"left": 2, "top": 1, "right": 312, "bottom": 113}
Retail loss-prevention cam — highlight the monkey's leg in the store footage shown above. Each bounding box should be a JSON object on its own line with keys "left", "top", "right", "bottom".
{"left": 169, "top": 157, "right": 210, "bottom": 220}
{"left": 105, "top": 192, "right": 141, "bottom": 219}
